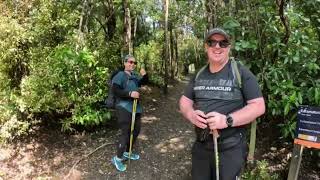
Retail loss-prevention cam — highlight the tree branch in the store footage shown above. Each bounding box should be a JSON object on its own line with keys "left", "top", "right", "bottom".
{"left": 63, "top": 142, "right": 114, "bottom": 180}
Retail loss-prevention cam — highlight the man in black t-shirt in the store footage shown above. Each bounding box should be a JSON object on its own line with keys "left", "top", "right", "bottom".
{"left": 179, "top": 28, "right": 265, "bottom": 180}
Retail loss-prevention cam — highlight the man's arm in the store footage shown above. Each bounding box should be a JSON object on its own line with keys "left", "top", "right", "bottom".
{"left": 179, "top": 95, "right": 207, "bottom": 129}
{"left": 206, "top": 97, "right": 265, "bottom": 130}
{"left": 231, "top": 97, "right": 265, "bottom": 126}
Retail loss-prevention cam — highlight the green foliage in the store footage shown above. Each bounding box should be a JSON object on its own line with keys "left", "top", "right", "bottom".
{"left": 0, "top": 0, "right": 121, "bottom": 140}
{"left": 135, "top": 40, "right": 164, "bottom": 86}
{"left": 20, "top": 46, "right": 109, "bottom": 130}
{"left": 262, "top": 11, "right": 320, "bottom": 138}
{"left": 0, "top": 14, "right": 32, "bottom": 142}
{"left": 0, "top": 108, "right": 30, "bottom": 143}
{"left": 1, "top": 0, "right": 320, "bottom": 143}
{"left": 242, "top": 160, "right": 279, "bottom": 180}
{"left": 221, "top": 1, "right": 320, "bottom": 140}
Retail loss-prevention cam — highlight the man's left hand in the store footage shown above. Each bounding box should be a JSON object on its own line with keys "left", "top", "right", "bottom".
{"left": 206, "top": 112, "right": 228, "bottom": 130}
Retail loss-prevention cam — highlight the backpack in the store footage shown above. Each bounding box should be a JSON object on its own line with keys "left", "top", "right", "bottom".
{"left": 195, "top": 58, "right": 257, "bottom": 162}
{"left": 105, "top": 69, "right": 125, "bottom": 109}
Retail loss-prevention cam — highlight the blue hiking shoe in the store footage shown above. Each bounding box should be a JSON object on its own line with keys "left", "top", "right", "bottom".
{"left": 111, "top": 156, "right": 127, "bottom": 172}
{"left": 123, "top": 152, "right": 140, "bottom": 160}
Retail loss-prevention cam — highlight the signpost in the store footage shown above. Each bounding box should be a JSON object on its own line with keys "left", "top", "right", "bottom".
{"left": 287, "top": 105, "right": 320, "bottom": 180}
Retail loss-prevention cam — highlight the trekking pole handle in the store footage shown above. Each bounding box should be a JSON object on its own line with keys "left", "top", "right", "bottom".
{"left": 212, "top": 130, "right": 219, "bottom": 138}
{"left": 206, "top": 115, "right": 220, "bottom": 138}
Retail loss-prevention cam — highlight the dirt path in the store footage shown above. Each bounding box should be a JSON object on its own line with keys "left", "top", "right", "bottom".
{"left": 89, "top": 78, "right": 194, "bottom": 180}
{"left": 0, "top": 78, "right": 194, "bottom": 180}
{"left": 1, "top": 77, "right": 319, "bottom": 180}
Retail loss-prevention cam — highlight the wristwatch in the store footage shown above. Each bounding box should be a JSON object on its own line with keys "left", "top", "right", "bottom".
{"left": 226, "top": 114, "right": 233, "bottom": 127}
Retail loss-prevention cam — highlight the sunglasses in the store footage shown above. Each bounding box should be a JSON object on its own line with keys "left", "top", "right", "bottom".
{"left": 127, "top": 60, "right": 137, "bottom": 65}
{"left": 207, "top": 40, "right": 230, "bottom": 48}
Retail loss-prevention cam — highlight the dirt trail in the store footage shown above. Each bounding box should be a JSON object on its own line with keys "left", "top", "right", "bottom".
{"left": 96, "top": 78, "right": 194, "bottom": 180}
{"left": 0, "top": 78, "right": 195, "bottom": 180}
{"left": 1, "top": 77, "right": 319, "bottom": 180}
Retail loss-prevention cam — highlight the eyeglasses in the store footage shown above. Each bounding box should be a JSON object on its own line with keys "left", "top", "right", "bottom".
{"left": 127, "top": 61, "right": 137, "bottom": 65}
{"left": 207, "top": 40, "right": 230, "bottom": 48}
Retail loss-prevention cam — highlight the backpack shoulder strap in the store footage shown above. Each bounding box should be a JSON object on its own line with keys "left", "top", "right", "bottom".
{"left": 248, "top": 119, "right": 257, "bottom": 162}
{"left": 230, "top": 57, "right": 242, "bottom": 88}
{"left": 230, "top": 57, "right": 256, "bottom": 163}
{"left": 195, "top": 64, "right": 209, "bottom": 81}
{"left": 231, "top": 57, "right": 257, "bottom": 163}
{"left": 118, "top": 71, "right": 130, "bottom": 88}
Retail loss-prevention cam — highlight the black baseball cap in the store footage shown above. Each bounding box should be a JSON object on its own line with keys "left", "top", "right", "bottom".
{"left": 205, "top": 28, "right": 230, "bottom": 42}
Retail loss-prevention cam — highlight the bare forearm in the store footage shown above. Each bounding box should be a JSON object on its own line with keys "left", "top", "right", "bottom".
{"left": 179, "top": 96, "right": 195, "bottom": 121}
{"left": 231, "top": 97, "right": 265, "bottom": 127}
{"left": 179, "top": 95, "right": 207, "bottom": 129}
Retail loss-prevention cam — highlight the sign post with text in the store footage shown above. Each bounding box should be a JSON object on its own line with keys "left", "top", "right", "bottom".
{"left": 287, "top": 105, "right": 320, "bottom": 180}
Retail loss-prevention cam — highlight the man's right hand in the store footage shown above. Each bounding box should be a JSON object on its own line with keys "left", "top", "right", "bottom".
{"left": 130, "top": 91, "right": 140, "bottom": 99}
{"left": 188, "top": 110, "right": 208, "bottom": 129}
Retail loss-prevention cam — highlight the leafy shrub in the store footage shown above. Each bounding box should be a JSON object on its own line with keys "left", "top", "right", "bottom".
{"left": 20, "top": 46, "right": 110, "bottom": 131}
{"left": 0, "top": 15, "right": 31, "bottom": 142}
{"left": 242, "top": 160, "right": 279, "bottom": 180}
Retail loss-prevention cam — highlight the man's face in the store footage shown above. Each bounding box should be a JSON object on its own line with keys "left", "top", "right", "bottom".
{"left": 205, "top": 34, "right": 230, "bottom": 65}
{"left": 124, "top": 57, "right": 137, "bottom": 71}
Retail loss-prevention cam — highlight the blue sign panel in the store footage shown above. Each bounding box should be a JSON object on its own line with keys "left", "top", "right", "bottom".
{"left": 296, "top": 105, "right": 320, "bottom": 143}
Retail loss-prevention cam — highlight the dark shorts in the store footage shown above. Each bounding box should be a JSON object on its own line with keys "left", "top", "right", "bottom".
{"left": 191, "top": 132, "right": 248, "bottom": 180}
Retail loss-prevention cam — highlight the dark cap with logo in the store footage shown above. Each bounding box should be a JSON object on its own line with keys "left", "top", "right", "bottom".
{"left": 205, "top": 28, "right": 230, "bottom": 42}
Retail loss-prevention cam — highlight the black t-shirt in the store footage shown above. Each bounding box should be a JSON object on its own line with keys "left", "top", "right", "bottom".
{"left": 183, "top": 60, "right": 263, "bottom": 138}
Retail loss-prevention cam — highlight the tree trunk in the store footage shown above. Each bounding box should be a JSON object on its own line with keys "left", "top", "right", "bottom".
{"left": 205, "top": 0, "right": 214, "bottom": 30}
{"left": 123, "top": 0, "right": 132, "bottom": 55}
{"left": 174, "top": 29, "right": 179, "bottom": 77}
{"left": 170, "top": 24, "right": 174, "bottom": 79}
{"left": 106, "top": 0, "right": 116, "bottom": 41}
{"left": 77, "top": 0, "right": 88, "bottom": 49}
{"left": 276, "top": 0, "right": 290, "bottom": 45}
{"left": 163, "top": 0, "right": 169, "bottom": 94}
{"left": 78, "top": 0, "right": 87, "bottom": 33}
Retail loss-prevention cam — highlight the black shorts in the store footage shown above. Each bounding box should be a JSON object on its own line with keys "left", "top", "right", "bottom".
{"left": 191, "top": 132, "right": 248, "bottom": 180}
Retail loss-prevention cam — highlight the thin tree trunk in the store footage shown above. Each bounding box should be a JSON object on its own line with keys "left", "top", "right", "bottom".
{"left": 77, "top": 0, "right": 88, "bottom": 50}
{"left": 273, "top": 0, "right": 290, "bottom": 62}
{"left": 205, "top": 0, "right": 213, "bottom": 30}
{"left": 170, "top": 24, "right": 174, "bottom": 79}
{"left": 84, "top": 1, "right": 92, "bottom": 34}
{"left": 174, "top": 29, "right": 179, "bottom": 76}
{"left": 132, "top": 15, "right": 138, "bottom": 55}
{"left": 213, "top": 0, "right": 217, "bottom": 27}
{"left": 78, "top": 0, "right": 87, "bottom": 33}
{"left": 133, "top": 16, "right": 137, "bottom": 40}
{"left": 123, "top": 0, "right": 132, "bottom": 55}
{"left": 105, "top": 0, "right": 117, "bottom": 41}
{"left": 276, "top": 0, "right": 290, "bottom": 44}
{"left": 163, "top": 0, "right": 169, "bottom": 94}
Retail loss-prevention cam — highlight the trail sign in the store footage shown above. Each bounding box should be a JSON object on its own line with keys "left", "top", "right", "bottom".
{"left": 287, "top": 105, "right": 320, "bottom": 180}
{"left": 295, "top": 105, "right": 320, "bottom": 148}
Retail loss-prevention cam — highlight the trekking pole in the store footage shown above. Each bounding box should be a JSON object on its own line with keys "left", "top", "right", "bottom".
{"left": 213, "top": 129, "right": 220, "bottom": 180}
{"left": 128, "top": 99, "right": 138, "bottom": 164}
